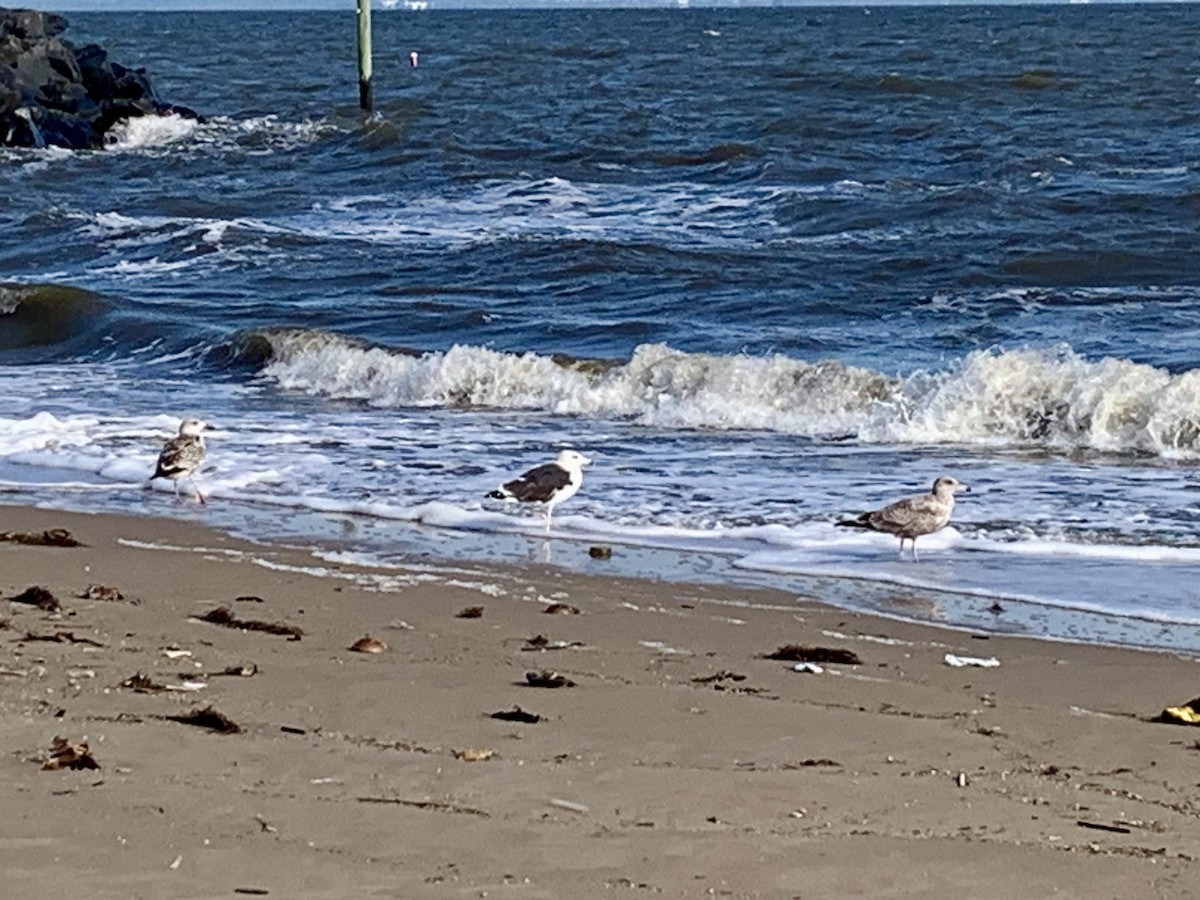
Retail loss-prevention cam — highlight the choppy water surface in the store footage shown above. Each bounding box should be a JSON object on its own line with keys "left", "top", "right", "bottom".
{"left": 5, "top": 5, "right": 1200, "bottom": 650}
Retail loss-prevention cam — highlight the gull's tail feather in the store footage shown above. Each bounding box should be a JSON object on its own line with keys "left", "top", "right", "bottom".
{"left": 836, "top": 514, "right": 871, "bottom": 529}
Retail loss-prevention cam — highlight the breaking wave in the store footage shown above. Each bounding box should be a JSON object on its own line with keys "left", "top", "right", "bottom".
{"left": 1, "top": 114, "right": 340, "bottom": 164}
{"left": 103, "top": 112, "right": 199, "bottom": 151}
{"left": 230, "top": 327, "right": 1200, "bottom": 459}
{"left": 0, "top": 282, "right": 109, "bottom": 351}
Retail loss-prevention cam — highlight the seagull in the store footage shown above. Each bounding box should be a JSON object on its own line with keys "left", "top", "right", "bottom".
{"left": 150, "top": 418, "right": 208, "bottom": 504}
{"left": 836, "top": 476, "right": 969, "bottom": 561}
{"left": 487, "top": 449, "right": 592, "bottom": 531}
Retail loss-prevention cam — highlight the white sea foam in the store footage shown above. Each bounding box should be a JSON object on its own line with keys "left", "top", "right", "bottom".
{"left": 79, "top": 211, "right": 173, "bottom": 243}
{"left": 255, "top": 334, "right": 1200, "bottom": 459}
{"left": 0, "top": 412, "right": 99, "bottom": 454}
{"left": 8, "top": 408, "right": 1192, "bottom": 626}
{"left": 289, "top": 177, "right": 785, "bottom": 250}
{"left": 879, "top": 346, "right": 1200, "bottom": 457}
{"left": 59, "top": 174, "right": 850, "bottom": 285}
{"left": 985, "top": 537, "right": 1200, "bottom": 564}
{"left": 96, "top": 258, "right": 199, "bottom": 278}
{"left": 4, "top": 390, "right": 1200, "bottom": 640}
{"left": 104, "top": 113, "right": 198, "bottom": 151}
{"left": 1, "top": 112, "right": 334, "bottom": 165}
{"left": 101, "top": 113, "right": 335, "bottom": 157}
{"left": 214, "top": 115, "right": 341, "bottom": 152}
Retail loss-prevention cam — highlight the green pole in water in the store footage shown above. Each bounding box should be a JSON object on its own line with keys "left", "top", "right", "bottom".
{"left": 357, "top": 0, "right": 373, "bottom": 112}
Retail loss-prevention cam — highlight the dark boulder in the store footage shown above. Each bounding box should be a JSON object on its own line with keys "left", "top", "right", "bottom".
{"left": 0, "top": 6, "right": 201, "bottom": 150}
{"left": 0, "top": 8, "right": 67, "bottom": 41}
{"left": 75, "top": 43, "right": 114, "bottom": 100}
{"left": 0, "top": 64, "right": 19, "bottom": 116}
{"left": 39, "top": 110, "right": 99, "bottom": 149}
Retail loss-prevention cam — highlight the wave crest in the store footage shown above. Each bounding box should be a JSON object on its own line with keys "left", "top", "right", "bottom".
{"left": 888, "top": 347, "right": 1198, "bottom": 456}
{"left": 0, "top": 282, "right": 108, "bottom": 351}
{"left": 234, "top": 328, "right": 1200, "bottom": 458}
{"left": 104, "top": 113, "right": 198, "bottom": 151}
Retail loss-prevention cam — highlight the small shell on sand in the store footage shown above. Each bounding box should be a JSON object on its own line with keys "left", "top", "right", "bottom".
{"left": 453, "top": 748, "right": 496, "bottom": 762}
{"left": 77, "top": 584, "right": 124, "bottom": 602}
{"left": 349, "top": 635, "right": 389, "bottom": 654}
{"left": 41, "top": 736, "right": 99, "bottom": 771}
{"left": 348, "top": 633, "right": 388, "bottom": 657}
{"left": 543, "top": 602, "right": 581, "bottom": 615}
{"left": 525, "top": 669, "right": 576, "bottom": 688}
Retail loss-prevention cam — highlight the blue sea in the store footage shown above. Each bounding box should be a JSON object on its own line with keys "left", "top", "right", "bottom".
{"left": 5, "top": 4, "right": 1200, "bottom": 651}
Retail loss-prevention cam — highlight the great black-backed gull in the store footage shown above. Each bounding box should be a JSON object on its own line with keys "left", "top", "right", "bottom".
{"left": 836, "top": 475, "right": 969, "bottom": 561}
{"left": 487, "top": 449, "right": 592, "bottom": 531}
{"left": 151, "top": 418, "right": 208, "bottom": 504}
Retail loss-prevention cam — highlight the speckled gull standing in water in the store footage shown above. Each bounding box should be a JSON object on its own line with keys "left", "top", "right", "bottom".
{"left": 836, "top": 476, "right": 969, "bottom": 561}
{"left": 150, "top": 418, "right": 208, "bottom": 504}
{"left": 487, "top": 449, "right": 592, "bottom": 531}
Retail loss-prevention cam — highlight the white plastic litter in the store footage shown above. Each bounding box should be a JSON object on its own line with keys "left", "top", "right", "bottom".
{"left": 792, "top": 662, "right": 825, "bottom": 675}
{"left": 548, "top": 798, "right": 589, "bottom": 814}
{"left": 944, "top": 653, "right": 1000, "bottom": 668}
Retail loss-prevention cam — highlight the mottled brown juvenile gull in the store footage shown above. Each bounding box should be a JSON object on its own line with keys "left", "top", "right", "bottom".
{"left": 487, "top": 449, "right": 592, "bottom": 531}
{"left": 150, "top": 417, "right": 208, "bottom": 504}
{"left": 836, "top": 475, "right": 969, "bottom": 561}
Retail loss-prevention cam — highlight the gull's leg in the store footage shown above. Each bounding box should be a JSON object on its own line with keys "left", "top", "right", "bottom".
{"left": 911, "top": 539, "right": 920, "bottom": 562}
{"left": 190, "top": 476, "right": 206, "bottom": 505}
{"left": 544, "top": 506, "right": 552, "bottom": 532}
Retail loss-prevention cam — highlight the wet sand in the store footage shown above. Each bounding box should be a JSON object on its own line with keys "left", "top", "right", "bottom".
{"left": 2, "top": 504, "right": 1199, "bottom": 899}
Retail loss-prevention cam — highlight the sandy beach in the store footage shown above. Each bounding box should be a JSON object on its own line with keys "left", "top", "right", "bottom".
{"left": 2, "top": 504, "right": 1199, "bottom": 899}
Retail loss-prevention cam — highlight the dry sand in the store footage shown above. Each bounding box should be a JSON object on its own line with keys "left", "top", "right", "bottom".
{"left": 2, "top": 504, "right": 1200, "bottom": 899}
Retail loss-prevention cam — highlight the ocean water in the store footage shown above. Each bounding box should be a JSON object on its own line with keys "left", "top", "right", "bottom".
{"left": 5, "top": 5, "right": 1200, "bottom": 651}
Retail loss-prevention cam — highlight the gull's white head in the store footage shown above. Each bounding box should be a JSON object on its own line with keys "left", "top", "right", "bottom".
{"left": 932, "top": 475, "right": 968, "bottom": 497}
{"left": 556, "top": 449, "right": 592, "bottom": 471}
{"left": 179, "top": 418, "right": 208, "bottom": 437}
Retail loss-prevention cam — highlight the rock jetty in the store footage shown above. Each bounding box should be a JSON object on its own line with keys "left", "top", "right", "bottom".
{"left": 1, "top": 7, "right": 200, "bottom": 150}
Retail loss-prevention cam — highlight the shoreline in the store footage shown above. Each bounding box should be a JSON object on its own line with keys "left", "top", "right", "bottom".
{"left": 7, "top": 486, "right": 1200, "bottom": 656}
{"left": 3, "top": 504, "right": 1200, "bottom": 897}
